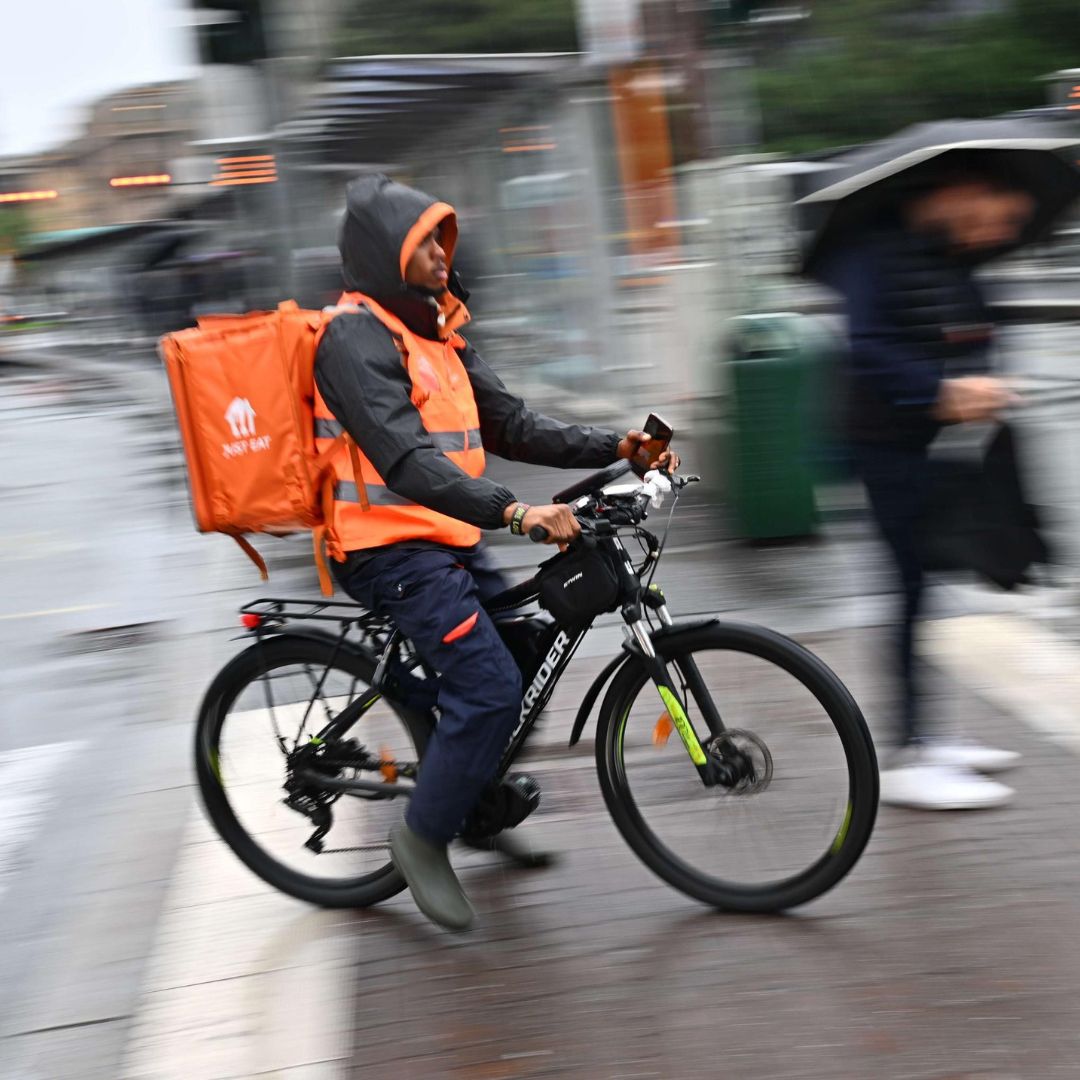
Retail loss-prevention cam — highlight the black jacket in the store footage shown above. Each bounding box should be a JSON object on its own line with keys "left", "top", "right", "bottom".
{"left": 818, "top": 224, "right": 994, "bottom": 448}
{"left": 314, "top": 174, "right": 620, "bottom": 533}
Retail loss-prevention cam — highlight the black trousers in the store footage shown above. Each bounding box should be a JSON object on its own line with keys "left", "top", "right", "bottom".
{"left": 853, "top": 443, "right": 931, "bottom": 748}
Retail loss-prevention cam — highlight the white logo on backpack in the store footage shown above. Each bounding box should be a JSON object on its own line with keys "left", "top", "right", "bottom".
{"left": 222, "top": 397, "right": 271, "bottom": 458}
{"left": 225, "top": 397, "right": 257, "bottom": 437}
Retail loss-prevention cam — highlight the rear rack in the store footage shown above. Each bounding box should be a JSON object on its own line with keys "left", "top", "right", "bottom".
{"left": 239, "top": 597, "right": 411, "bottom": 696}
{"left": 239, "top": 597, "right": 392, "bottom": 634}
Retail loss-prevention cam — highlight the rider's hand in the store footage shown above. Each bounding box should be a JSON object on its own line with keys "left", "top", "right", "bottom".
{"left": 932, "top": 377, "right": 1019, "bottom": 424}
{"left": 502, "top": 502, "right": 580, "bottom": 544}
{"left": 656, "top": 447, "right": 680, "bottom": 472}
{"left": 525, "top": 504, "right": 581, "bottom": 544}
{"left": 617, "top": 431, "right": 681, "bottom": 473}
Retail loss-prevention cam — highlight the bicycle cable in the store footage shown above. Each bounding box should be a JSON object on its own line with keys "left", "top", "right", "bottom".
{"left": 643, "top": 488, "right": 680, "bottom": 595}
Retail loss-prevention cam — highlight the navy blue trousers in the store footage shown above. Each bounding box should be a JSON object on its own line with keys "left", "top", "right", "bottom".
{"left": 337, "top": 545, "right": 523, "bottom": 845}
{"left": 854, "top": 444, "right": 930, "bottom": 747}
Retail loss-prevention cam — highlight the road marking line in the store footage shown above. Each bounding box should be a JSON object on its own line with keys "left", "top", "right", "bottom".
{"left": 120, "top": 709, "right": 370, "bottom": 1079}
{"left": 923, "top": 613, "right": 1080, "bottom": 755}
{"left": 0, "top": 742, "right": 86, "bottom": 902}
{"left": 0, "top": 603, "right": 109, "bottom": 621}
{"left": 120, "top": 809, "right": 358, "bottom": 1079}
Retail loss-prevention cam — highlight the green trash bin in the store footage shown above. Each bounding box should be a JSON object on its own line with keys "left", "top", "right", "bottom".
{"left": 726, "top": 312, "right": 829, "bottom": 541}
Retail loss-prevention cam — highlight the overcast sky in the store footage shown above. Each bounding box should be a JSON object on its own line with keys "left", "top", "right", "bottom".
{"left": 0, "top": 0, "right": 198, "bottom": 157}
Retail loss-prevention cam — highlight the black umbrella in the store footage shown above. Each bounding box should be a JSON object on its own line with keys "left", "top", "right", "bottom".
{"left": 796, "top": 117, "right": 1080, "bottom": 275}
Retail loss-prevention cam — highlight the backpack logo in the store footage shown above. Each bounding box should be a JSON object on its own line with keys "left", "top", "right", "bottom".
{"left": 222, "top": 397, "right": 271, "bottom": 459}
{"left": 225, "top": 397, "right": 257, "bottom": 438}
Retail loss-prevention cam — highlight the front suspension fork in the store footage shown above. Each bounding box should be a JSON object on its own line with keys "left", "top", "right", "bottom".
{"left": 628, "top": 592, "right": 729, "bottom": 787}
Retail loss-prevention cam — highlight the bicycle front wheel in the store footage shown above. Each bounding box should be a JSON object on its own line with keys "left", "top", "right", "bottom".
{"left": 595, "top": 621, "right": 878, "bottom": 913}
{"left": 195, "top": 634, "right": 430, "bottom": 909}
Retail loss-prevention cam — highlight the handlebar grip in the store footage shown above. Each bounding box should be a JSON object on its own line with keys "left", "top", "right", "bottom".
{"left": 528, "top": 525, "right": 549, "bottom": 543}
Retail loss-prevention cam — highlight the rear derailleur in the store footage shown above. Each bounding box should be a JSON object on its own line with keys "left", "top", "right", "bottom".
{"left": 282, "top": 737, "right": 396, "bottom": 854}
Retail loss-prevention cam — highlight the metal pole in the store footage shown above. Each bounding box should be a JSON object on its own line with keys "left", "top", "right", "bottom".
{"left": 260, "top": 56, "right": 297, "bottom": 299}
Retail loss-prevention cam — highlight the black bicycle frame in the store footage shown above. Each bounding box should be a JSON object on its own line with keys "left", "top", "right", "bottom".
{"left": 284, "top": 578, "right": 587, "bottom": 797}
{"left": 482, "top": 577, "right": 588, "bottom": 778}
{"left": 498, "top": 621, "right": 588, "bottom": 775}
{"left": 268, "top": 526, "right": 728, "bottom": 799}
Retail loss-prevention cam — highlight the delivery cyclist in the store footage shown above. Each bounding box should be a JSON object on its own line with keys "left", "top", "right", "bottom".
{"left": 314, "top": 174, "right": 678, "bottom": 931}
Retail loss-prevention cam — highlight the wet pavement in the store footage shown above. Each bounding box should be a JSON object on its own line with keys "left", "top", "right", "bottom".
{"left": 2, "top": 329, "right": 1080, "bottom": 1079}
{"left": 338, "top": 667, "right": 1080, "bottom": 1080}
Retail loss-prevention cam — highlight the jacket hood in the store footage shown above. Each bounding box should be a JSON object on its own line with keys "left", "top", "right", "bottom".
{"left": 338, "top": 174, "right": 466, "bottom": 325}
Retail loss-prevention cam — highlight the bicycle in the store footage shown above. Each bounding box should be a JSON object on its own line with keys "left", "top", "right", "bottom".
{"left": 194, "top": 460, "right": 878, "bottom": 914}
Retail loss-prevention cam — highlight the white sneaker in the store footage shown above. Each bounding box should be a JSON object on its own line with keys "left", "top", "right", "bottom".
{"left": 920, "top": 741, "right": 1020, "bottom": 774}
{"left": 879, "top": 760, "right": 1014, "bottom": 810}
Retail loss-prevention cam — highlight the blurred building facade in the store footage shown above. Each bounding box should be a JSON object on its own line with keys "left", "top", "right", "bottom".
{"left": 11, "top": 82, "right": 199, "bottom": 239}
{"left": 269, "top": 0, "right": 746, "bottom": 423}
{"left": 1, "top": 1, "right": 728, "bottom": 422}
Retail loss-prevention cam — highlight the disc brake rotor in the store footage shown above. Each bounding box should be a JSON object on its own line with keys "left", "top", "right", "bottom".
{"left": 706, "top": 728, "right": 773, "bottom": 795}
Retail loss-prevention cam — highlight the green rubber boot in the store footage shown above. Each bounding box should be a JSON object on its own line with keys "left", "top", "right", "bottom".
{"left": 389, "top": 824, "right": 475, "bottom": 932}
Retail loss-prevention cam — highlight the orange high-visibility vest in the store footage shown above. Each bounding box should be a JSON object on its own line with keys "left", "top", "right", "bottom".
{"left": 314, "top": 292, "right": 486, "bottom": 558}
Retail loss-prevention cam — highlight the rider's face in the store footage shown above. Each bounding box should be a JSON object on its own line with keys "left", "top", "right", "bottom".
{"left": 404, "top": 227, "right": 449, "bottom": 292}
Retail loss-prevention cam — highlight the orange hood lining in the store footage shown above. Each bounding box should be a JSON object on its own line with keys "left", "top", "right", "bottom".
{"left": 396, "top": 201, "right": 468, "bottom": 338}
{"left": 399, "top": 201, "right": 458, "bottom": 281}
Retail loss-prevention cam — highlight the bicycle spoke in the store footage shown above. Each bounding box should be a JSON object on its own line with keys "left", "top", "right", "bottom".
{"left": 258, "top": 666, "right": 288, "bottom": 754}
{"left": 298, "top": 662, "right": 338, "bottom": 738}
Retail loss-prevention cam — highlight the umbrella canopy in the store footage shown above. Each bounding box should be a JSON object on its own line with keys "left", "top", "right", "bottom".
{"left": 797, "top": 117, "right": 1080, "bottom": 275}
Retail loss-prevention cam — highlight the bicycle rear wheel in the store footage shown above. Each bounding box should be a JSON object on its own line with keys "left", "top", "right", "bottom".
{"left": 195, "top": 634, "right": 430, "bottom": 908}
{"left": 595, "top": 621, "right": 877, "bottom": 913}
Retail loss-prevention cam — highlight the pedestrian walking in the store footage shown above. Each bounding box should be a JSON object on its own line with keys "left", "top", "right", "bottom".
{"left": 799, "top": 120, "right": 1080, "bottom": 809}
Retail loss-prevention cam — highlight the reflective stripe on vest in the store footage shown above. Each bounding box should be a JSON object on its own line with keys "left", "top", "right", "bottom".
{"left": 334, "top": 481, "right": 414, "bottom": 506}
{"left": 314, "top": 417, "right": 481, "bottom": 453}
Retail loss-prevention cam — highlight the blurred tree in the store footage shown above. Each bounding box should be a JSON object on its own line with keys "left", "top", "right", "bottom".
{"left": 0, "top": 207, "right": 31, "bottom": 257}
{"left": 335, "top": 0, "right": 579, "bottom": 54}
{"left": 755, "top": 0, "right": 1080, "bottom": 153}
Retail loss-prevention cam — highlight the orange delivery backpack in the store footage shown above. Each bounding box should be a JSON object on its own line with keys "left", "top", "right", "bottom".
{"left": 158, "top": 300, "right": 368, "bottom": 596}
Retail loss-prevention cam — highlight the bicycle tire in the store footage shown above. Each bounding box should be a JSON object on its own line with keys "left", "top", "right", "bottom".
{"left": 595, "top": 621, "right": 878, "bottom": 913}
{"left": 195, "top": 633, "right": 431, "bottom": 909}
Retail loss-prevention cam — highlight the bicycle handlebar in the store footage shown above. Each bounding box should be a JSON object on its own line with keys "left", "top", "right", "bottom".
{"left": 526, "top": 470, "right": 693, "bottom": 544}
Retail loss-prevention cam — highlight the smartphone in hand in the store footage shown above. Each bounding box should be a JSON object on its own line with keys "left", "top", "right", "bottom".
{"left": 642, "top": 412, "right": 674, "bottom": 467}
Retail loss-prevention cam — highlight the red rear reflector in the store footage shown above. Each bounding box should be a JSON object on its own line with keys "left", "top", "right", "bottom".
{"left": 240, "top": 613, "right": 262, "bottom": 629}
